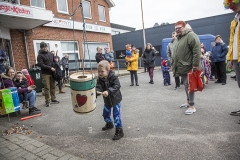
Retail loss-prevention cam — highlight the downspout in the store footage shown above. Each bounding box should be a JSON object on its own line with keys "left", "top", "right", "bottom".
{"left": 23, "top": 31, "right": 30, "bottom": 69}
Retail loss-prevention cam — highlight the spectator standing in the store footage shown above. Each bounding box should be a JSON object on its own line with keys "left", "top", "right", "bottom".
{"left": 126, "top": 45, "right": 139, "bottom": 86}
{"left": 172, "top": 21, "right": 201, "bottom": 115}
{"left": 142, "top": 43, "right": 157, "bottom": 84}
{"left": 37, "top": 42, "right": 59, "bottom": 107}
{"left": 61, "top": 54, "right": 69, "bottom": 79}
{"left": 211, "top": 35, "right": 228, "bottom": 85}
{"left": 224, "top": 1, "right": 240, "bottom": 123}
{"left": 95, "top": 46, "right": 105, "bottom": 63}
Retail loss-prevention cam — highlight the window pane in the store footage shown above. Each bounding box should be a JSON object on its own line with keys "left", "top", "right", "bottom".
{"left": 82, "top": 1, "right": 91, "bottom": 18}
{"left": 83, "top": 43, "right": 108, "bottom": 60}
{"left": 31, "top": 0, "right": 44, "bottom": 8}
{"left": 98, "top": 5, "right": 105, "bottom": 21}
{"left": 61, "top": 42, "right": 78, "bottom": 51}
{"left": 57, "top": 0, "right": 67, "bottom": 12}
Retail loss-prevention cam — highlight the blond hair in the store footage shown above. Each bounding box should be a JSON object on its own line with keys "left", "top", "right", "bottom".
{"left": 98, "top": 60, "right": 110, "bottom": 71}
{"left": 96, "top": 46, "right": 102, "bottom": 51}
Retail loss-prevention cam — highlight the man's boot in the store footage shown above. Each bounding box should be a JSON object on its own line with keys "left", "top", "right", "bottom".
{"left": 112, "top": 128, "right": 124, "bottom": 140}
{"left": 102, "top": 122, "right": 114, "bottom": 131}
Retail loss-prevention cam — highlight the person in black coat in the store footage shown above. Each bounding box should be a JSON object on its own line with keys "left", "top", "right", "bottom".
{"left": 142, "top": 43, "right": 157, "bottom": 84}
{"left": 95, "top": 46, "right": 105, "bottom": 63}
{"left": 14, "top": 71, "right": 30, "bottom": 109}
{"left": 96, "top": 60, "right": 124, "bottom": 140}
{"left": 53, "top": 56, "right": 65, "bottom": 93}
{"left": 37, "top": 42, "right": 59, "bottom": 107}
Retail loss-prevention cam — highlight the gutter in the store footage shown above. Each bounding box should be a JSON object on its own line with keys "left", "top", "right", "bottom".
{"left": 23, "top": 31, "right": 30, "bottom": 69}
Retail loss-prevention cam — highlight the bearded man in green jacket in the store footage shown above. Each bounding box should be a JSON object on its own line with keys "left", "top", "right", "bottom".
{"left": 171, "top": 21, "right": 201, "bottom": 115}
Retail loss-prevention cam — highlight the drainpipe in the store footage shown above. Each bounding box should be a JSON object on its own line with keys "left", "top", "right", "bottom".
{"left": 23, "top": 31, "right": 30, "bottom": 69}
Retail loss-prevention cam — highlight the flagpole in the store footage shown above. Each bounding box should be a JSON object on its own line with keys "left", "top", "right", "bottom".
{"left": 140, "top": 0, "right": 146, "bottom": 49}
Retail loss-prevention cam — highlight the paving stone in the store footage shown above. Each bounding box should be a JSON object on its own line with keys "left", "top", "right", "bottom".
{"left": 21, "top": 152, "right": 38, "bottom": 160}
{"left": 22, "top": 144, "right": 37, "bottom": 152}
{"left": 0, "top": 141, "right": 12, "bottom": 148}
{"left": 42, "top": 153, "right": 58, "bottom": 160}
{"left": 69, "top": 157, "right": 83, "bottom": 160}
{"left": 36, "top": 147, "right": 54, "bottom": 157}
{"left": 49, "top": 149, "right": 66, "bottom": 157}
{"left": 18, "top": 140, "right": 36, "bottom": 147}
{"left": 31, "top": 141, "right": 45, "bottom": 148}
{"left": 0, "top": 147, "right": 12, "bottom": 155}
{"left": 7, "top": 149, "right": 27, "bottom": 159}
{"left": 32, "top": 145, "right": 50, "bottom": 154}
{"left": 7, "top": 144, "right": 20, "bottom": 151}
{"left": 57, "top": 154, "right": 74, "bottom": 160}
{"left": 0, "top": 155, "right": 7, "bottom": 160}
{"left": 8, "top": 150, "right": 28, "bottom": 160}
{"left": 17, "top": 134, "right": 31, "bottom": 140}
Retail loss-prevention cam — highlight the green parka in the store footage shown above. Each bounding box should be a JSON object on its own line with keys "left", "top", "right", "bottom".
{"left": 171, "top": 26, "right": 201, "bottom": 77}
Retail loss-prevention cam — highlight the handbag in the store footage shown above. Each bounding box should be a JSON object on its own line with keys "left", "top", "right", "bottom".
{"left": 188, "top": 69, "right": 204, "bottom": 92}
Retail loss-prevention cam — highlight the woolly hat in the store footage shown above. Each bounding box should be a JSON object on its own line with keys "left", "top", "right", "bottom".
{"left": 162, "top": 60, "right": 167, "bottom": 67}
{"left": 21, "top": 69, "right": 29, "bottom": 75}
{"left": 223, "top": 0, "right": 240, "bottom": 9}
{"left": 40, "top": 42, "right": 47, "bottom": 48}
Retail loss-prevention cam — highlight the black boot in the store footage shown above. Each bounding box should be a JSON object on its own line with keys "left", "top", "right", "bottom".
{"left": 29, "top": 107, "right": 41, "bottom": 115}
{"left": 102, "top": 122, "right": 114, "bottom": 131}
{"left": 112, "top": 128, "right": 124, "bottom": 140}
{"left": 22, "top": 101, "right": 28, "bottom": 110}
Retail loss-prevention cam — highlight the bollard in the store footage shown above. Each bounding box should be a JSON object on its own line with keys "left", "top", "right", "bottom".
{"left": 70, "top": 73, "right": 96, "bottom": 113}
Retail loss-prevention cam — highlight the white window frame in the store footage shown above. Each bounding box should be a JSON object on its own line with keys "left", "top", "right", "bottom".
{"left": 30, "top": 0, "right": 45, "bottom": 9}
{"left": 98, "top": 5, "right": 106, "bottom": 22}
{"left": 56, "top": 0, "right": 69, "bottom": 14}
{"left": 82, "top": 0, "right": 92, "bottom": 19}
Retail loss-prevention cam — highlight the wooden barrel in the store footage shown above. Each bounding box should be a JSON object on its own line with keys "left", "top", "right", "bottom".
{"left": 70, "top": 73, "right": 96, "bottom": 113}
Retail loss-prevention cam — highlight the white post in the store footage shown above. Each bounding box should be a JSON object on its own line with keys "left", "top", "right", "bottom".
{"left": 140, "top": 0, "right": 146, "bottom": 49}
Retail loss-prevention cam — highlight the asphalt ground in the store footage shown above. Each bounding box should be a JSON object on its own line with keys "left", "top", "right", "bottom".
{"left": 0, "top": 69, "right": 240, "bottom": 160}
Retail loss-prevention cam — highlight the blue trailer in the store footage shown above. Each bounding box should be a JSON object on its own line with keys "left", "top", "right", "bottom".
{"left": 161, "top": 34, "right": 216, "bottom": 60}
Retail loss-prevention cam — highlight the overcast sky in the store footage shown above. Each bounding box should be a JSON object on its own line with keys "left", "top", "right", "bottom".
{"left": 109, "top": 0, "right": 233, "bottom": 30}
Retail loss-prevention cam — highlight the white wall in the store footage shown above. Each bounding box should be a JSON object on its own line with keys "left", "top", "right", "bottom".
{"left": 0, "top": 26, "right": 10, "bottom": 39}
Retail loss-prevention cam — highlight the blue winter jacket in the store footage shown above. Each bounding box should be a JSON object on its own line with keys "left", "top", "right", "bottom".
{"left": 211, "top": 43, "right": 228, "bottom": 62}
{"left": 0, "top": 48, "right": 7, "bottom": 74}
{"left": 104, "top": 52, "right": 114, "bottom": 62}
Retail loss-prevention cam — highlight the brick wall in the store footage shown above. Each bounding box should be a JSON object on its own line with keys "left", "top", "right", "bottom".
{"left": 11, "top": 0, "right": 113, "bottom": 70}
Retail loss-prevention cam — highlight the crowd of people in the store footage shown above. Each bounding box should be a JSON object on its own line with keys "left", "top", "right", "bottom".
{"left": 0, "top": 41, "right": 70, "bottom": 115}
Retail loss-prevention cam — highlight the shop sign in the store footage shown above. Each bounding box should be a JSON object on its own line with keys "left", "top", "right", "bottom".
{"left": 44, "top": 18, "right": 111, "bottom": 34}
{"left": 0, "top": 2, "right": 33, "bottom": 17}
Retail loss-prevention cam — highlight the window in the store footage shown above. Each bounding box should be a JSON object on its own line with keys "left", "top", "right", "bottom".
{"left": 82, "top": 42, "right": 108, "bottom": 68}
{"left": 82, "top": 0, "right": 92, "bottom": 19}
{"left": 57, "top": 0, "right": 68, "bottom": 13}
{"left": 61, "top": 42, "right": 80, "bottom": 70}
{"left": 30, "top": 0, "right": 45, "bottom": 8}
{"left": 98, "top": 5, "right": 106, "bottom": 22}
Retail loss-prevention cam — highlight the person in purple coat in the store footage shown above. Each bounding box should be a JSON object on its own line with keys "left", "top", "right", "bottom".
{"left": 1, "top": 67, "right": 41, "bottom": 115}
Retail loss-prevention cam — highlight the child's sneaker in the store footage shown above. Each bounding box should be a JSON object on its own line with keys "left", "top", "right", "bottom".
{"left": 112, "top": 128, "right": 124, "bottom": 140}
{"left": 102, "top": 122, "right": 114, "bottom": 131}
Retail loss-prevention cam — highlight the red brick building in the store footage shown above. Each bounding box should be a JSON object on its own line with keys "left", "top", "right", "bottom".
{"left": 0, "top": 0, "right": 115, "bottom": 71}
